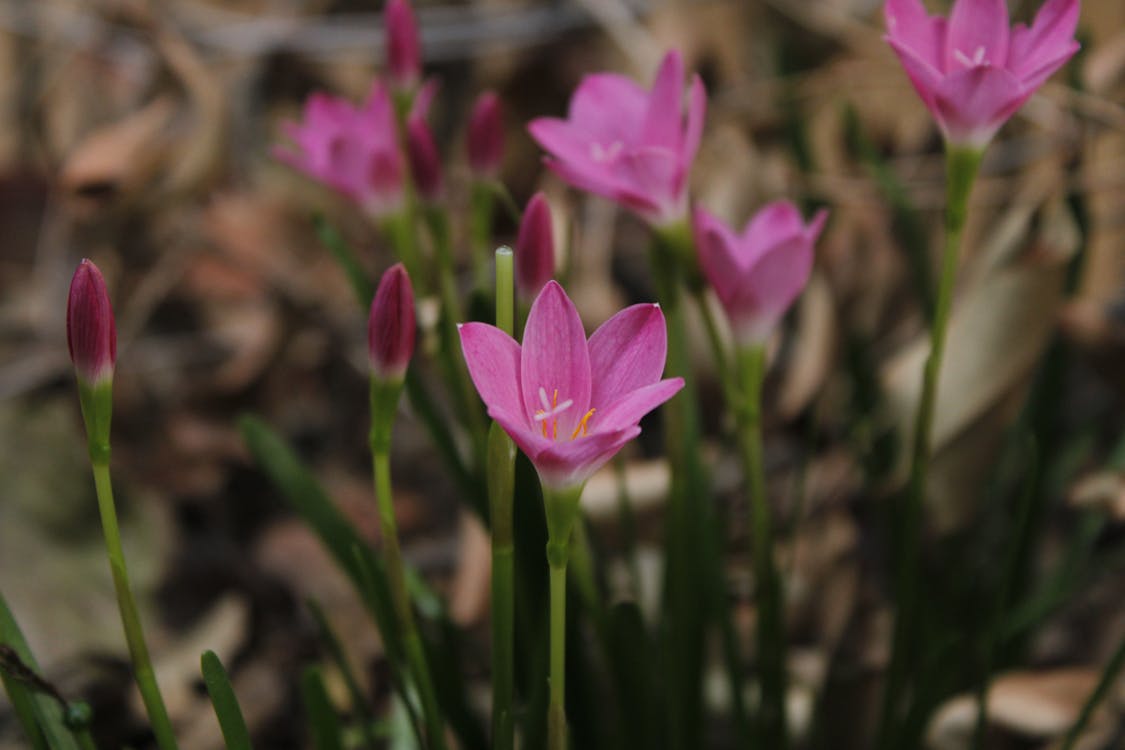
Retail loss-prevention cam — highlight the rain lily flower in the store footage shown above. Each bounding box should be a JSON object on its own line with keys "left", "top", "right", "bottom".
{"left": 385, "top": 0, "right": 422, "bottom": 92}
{"left": 274, "top": 84, "right": 405, "bottom": 219}
{"left": 884, "top": 0, "right": 1080, "bottom": 148}
{"left": 515, "top": 192, "right": 556, "bottom": 300}
{"left": 67, "top": 259, "right": 117, "bottom": 385}
{"left": 368, "top": 264, "right": 416, "bottom": 383}
{"left": 459, "top": 281, "right": 683, "bottom": 489}
{"left": 694, "top": 203, "right": 828, "bottom": 346}
{"left": 467, "top": 91, "right": 504, "bottom": 177}
{"left": 528, "top": 50, "right": 706, "bottom": 227}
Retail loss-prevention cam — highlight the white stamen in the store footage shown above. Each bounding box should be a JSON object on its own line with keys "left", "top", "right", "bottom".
{"left": 954, "top": 46, "right": 987, "bottom": 68}
{"left": 534, "top": 386, "right": 573, "bottom": 421}
{"left": 591, "top": 141, "right": 623, "bottom": 163}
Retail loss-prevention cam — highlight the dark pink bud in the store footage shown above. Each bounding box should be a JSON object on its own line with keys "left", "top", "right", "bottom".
{"left": 516, "top": 193, "right": 555, "bottom": 299}
{"left": 385, "top": 0, "right": 421, "bottom": 91}
{"left": 368, "top": 263, "right": 416, "bottom": 381}
{"left": 467, "top": 92, "right": 503, "bottom": 177}
{"left": 406, "top": 115, "right": 442, "bottom": 202}
{"left": 67, "top": 259, "right": 117, "bottom": 384}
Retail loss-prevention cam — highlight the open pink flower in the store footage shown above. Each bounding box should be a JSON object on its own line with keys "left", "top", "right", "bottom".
{"left": 528, "top": 50, "right": 706, "bottom": 227}
{"left": 459, "top": 281, "right": 683, "bottom": 489}
{"left": 274, "top": 83, "right": 405, "bottom": 219}
{"left": 694, "top": 203, "right": 828, "bottom": 346}
{"left": 885, "top": 0, "right": 1080, "bottom": 147}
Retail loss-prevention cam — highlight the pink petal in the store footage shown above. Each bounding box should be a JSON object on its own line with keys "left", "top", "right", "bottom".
{"left": 694, "top": 207, "right": 746, "bottom": 306}
{"left": 568, "top": 73, "right": 649, "bottom": 145}
{"left": 723, "top": 236, "right": 814, "bottom": 343}
{"left": 1008, "top": 0, "right": 1079, "bottom": 77}
{"left": 740, "top": 201, "right": 807, "bottom": 257}
{"left": 886, "top": 37, "right": 945, "bottom": 111}
{"left": 458, "top": 322, "right": 526, "bottom": 422}
{"left": 884, "top": 0, "right": 947, "bottom": 71}
{"left": 639, "top": 51, "right": 685, "bottom": 149}
{"left": 489, "top": 407, "right": 551, "bottom": 464}
{"left": 528, "top": 118, "right": 599, "bottom": 169}
{"left": 683, "top": 75, "right": 707, "bottom": 166}
{"left": 1011, "top": 41, "right": 1079, "bottom": 90}
{"left": 945, "top": 0, "right": 1009, "bottom": 71}
{"left": 534, "top": 427, "right": 641, "bottom": 489}
{"left": 616, "top": 146, "right": 685, "bottom": 225}
{"left": 520, "top": 281, "right": 592, "bottom": 439}
{"left": 592, "top": 378, "right": 684, "bottom": 433}
{"left": 933, "top": 64, "right": 1027, "bottom": 146}
{"left": 588, "top": 303, "right": 669, "bottom": 408}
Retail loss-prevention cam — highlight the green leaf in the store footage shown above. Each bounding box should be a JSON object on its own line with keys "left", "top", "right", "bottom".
{"left": 301, "top": 666, "right": 344, "bottom": 750}
{"left": 0, "top": 590, "right": 80, "bottom": 750}
{"left": 306, "top": 600, "right": 382, "bottom": 750}
{"left": 201, "top": 650, "right": 252, "bottom": 750}
{"left": 315, "top": 215, "right": 374, "bottom": 307}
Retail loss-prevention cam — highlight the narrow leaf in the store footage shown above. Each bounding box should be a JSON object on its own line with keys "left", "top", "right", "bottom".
{"left": 201, "top": 650, "right": 252, "bottom": 750}
{"left": 301, "top": 666, "right": 344, "bottom": 750}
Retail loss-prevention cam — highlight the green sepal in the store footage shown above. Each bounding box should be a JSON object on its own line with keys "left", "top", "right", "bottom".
{"left": 542, "top": 485, "right": 584, "bottom": 567}
{"left": 77, "top": 379, "right": 113, "bottom": 465}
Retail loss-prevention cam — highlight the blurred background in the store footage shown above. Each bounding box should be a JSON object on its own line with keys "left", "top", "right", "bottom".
{"left": 0, "top": 0, "right": 1123, "bottom": 747}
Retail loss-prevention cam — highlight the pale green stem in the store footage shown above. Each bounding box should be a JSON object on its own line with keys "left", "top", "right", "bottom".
{"left": 547, "top": 562, "right": 568, "bottom": 750}
{"left": 91, "top": 463, "right": 178, "bottom": 750}
{"left": 876, "top": 145, "right": 982, "bottom": 749}
{"left": 370, "top": 393, "right": 447, "bottom": 750}
{"left": 489, "top": 247, "right": 517, "bottom": 750}
{"left": 736, "top": 345, "right": 787, "bottom": 750}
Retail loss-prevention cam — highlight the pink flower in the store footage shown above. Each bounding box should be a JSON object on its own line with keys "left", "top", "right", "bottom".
{"left": 528, "top": 50, "right": 706, "bottom": 227}
{"left": 67, "top": 259, "right": 117, "bottom": 384}
{"left": 368, "top": 263, "right": 416, "bottom": 382}
{"left": 459, "top": 281, "right": 683, "bottom": 489}
{"left": 467, "top": 91, "right": 504, "bottom": 177}
{"left": 275, "top": 84, "right": 405, "bottom": 219}
{"left": 694, "top": 203, "right": 828, "bottom": 346}
{"left": 515, "top": 192, "right": 555, "bottom": 300}
{"left": 385, "top": 0, "right": 421, "bottom": 92}
{"left": 884, "top": 0, "right": 1080, "bottom": 147}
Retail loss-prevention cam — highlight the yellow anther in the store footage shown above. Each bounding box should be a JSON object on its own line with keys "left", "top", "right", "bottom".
{"left": 570, "top": 408, "right": 596, "bottom": 440}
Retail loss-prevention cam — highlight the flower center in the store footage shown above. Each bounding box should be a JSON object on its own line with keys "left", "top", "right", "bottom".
{"left": 533, "top": 386, "right": 595, "bottom": 441}
{"left": 953, "top": 45, "right": 988, "bottom": 69}
{"left": 590, "top": 141, "right": 624, "bottom": 164}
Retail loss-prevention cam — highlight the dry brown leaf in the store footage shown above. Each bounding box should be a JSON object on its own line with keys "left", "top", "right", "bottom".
{"left": 778, "top": 272, "right": 837, "bottom": 419}
{"left": 448, "top": 510, "right": 491, "bottom": 627}
{"left": 926, "top": 668, "right": 1101, "bottom": 749}
{"left": 58, "top": 96, "right": 176, "bottom": 212}
{"left": 1070, "top": 471, "right": 1125, "bottom": 522}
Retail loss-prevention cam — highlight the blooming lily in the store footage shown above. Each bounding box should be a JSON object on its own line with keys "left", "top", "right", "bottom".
{"left": 694, "top": 202, "right": 827, "bottom": 346}
{"left": 528, "top": 50, "right": 706, "bottom": 227}
{"left": 460, "top": 281, "right": 683, "bottom": 489}
{"left": 274, "top": 83, "right": 405, "bottom": 219}
{"left": 884, "top": 0, "right": 1080, "bottom": 147}
{"left": 67, "top": 259, "right": 117, "bottom": 385}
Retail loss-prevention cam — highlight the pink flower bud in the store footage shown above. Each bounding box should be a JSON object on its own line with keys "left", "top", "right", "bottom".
{"left": 368, "top": 263, "right": 416, "bottom": 381}
{"left": 385, "top": 0, "right": 421, "bottom": 91}
{"left": 67, "top": 259, "right": 117, "bottom": 384}
{"left": 467, "top": 92, "right": 503, "bottom": 177}
{"left": 406, "top": 114, "right": 442, "bottom": 202}
{"left": 516, "top": 193, "right": 555, "bottom": 300}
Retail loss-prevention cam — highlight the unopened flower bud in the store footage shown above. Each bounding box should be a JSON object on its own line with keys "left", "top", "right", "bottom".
{"left": 516, "top": 193, "right": 555, "bottom": 300}
{"left": 467, "top": 92, "right": 503, "bottom": 177}
{"left": 67, "top": 259, "right": 116, "bottom": 384}
{"left": 368, "top": 263, "right": 416, "bottom": 382}
{"left": 406, "top": 115, "right": 442, "bottom": 202}
{"left": 385, "top": 0, "right": 421, "bottom": 92}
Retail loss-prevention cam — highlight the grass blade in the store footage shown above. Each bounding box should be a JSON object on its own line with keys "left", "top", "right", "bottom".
{"left": 302, "top": 666, "right": 345, "bottom": 750}
{"left": 201, "top": 650, "right": 252, "bottom": 750}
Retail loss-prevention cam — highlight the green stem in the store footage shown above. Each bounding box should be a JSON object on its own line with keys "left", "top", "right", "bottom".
{"left": 547, "top": 562, "right": 568, "bottom": 750}
{"left": 736, "top": 345, "right": 788, "bottom": 750}
{"left": 692, "top": 289, "right": 734, "bottom": 402}
{"left": 424, "top": 207, "right": 489, "bottom": 472}
{"left": 469, "top": 182, "right": 495, "bottom": 293}
{"left": 876, "top": 145, "right": 982, "bottom": 749}
{"left": 91, "top": 463, "right": 178, "bottom": 750}
{"left": 489, "top": 247, "right": 517, "bottom": 750}
{"left": 371, "top": 430, "right": 447, "bottom": 750}
{"left": 385, "top": 210, "right": 426, "bottom": 296}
